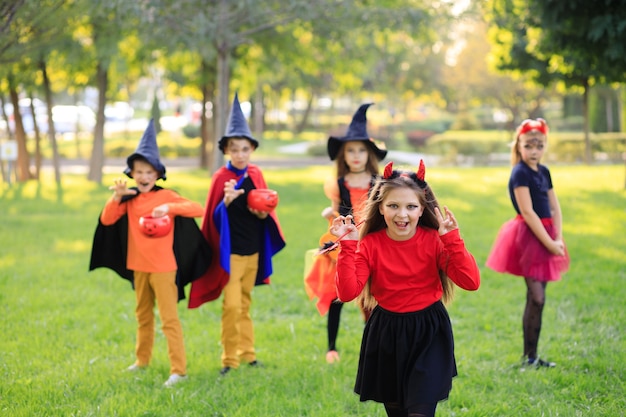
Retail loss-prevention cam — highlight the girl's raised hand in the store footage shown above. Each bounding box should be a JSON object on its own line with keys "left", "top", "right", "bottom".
{"left": 329, "top": 215, "right": 359, "bottom": 241}
{"left": 435, "top": 206, "right": 458, "bottom": 235}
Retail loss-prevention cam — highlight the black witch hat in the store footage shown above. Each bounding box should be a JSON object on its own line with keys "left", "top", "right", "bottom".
{"left": 124, "top": 118, "right": 166, "bottom": 180}
{"left": 327, "top": 103, "right": 387, "bottom": 161}
{"left": 218, "top": 92, "right": 259, "bottom": 153}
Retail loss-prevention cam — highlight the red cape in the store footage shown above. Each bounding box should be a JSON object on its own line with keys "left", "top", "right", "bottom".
{"left": 188, "top": 164, "right": 285, "bottom": 308}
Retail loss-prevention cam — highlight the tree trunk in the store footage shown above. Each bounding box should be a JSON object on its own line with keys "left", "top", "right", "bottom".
{"left": 253, "top": 83, "right": 264, "bottom": 136}
{"left": 214, "top": 43, "right": 230, "bottom": 173}
{"left": 8, "top": 80, "right": 30, "bottom": 182}
{"left": 88, "top": 62, "right": 108, "bottom": 183}
{"left": 200, "top": 81, "right": 211, "bottom": 168}
{"left": 295, "top": 93, "right": 315, "bottom": 134}
{"left": 27, "top": 91, "right": 42, "bottom": 180}
{"left": 582, "top": 79, "right": 592, "bottom": 164}
{"left": 40, "top": 59, "right": 61, "bottom": 185}
{"left": 605, "top": 92, "right": 614, "bottom": 132}
{"left": 0, "top": 95, "right": 14, "bottom": 140}
{"left": 0, "top": 94, "right": 11, "bottom": 183}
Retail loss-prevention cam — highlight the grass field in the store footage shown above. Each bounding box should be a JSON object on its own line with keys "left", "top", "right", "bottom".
{"left": 1, "top": 163, "right": 625, "bottom": 416}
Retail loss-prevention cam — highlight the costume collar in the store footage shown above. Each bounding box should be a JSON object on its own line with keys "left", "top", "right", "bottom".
{"left": 227, "top": 161, "right": 248, "bottom": 176}
{"left": 227, "top": 161, "right": 248, "bottom": 189}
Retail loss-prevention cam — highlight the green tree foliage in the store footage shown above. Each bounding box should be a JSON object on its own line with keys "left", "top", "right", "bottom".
{"left": 485, "top": 0, "right": 626, "bottom": 163}
{"left": 0, "top": 0, "right": 70, "bottom": 183}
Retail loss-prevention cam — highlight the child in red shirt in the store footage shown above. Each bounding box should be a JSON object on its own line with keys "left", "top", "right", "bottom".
{"left": 330, "top": 161, "right": 480, "bottom": 417}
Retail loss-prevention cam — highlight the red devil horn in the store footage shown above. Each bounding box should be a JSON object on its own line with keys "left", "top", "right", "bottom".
{"left": 383, "top": 161, "right": 394, "bottom": 179}
{"left": 417, "top": 159, "right": 426, "bottom": 182}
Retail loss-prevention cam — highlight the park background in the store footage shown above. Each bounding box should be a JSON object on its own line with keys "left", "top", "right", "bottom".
{"left": 1, "top": 1, "right": 626, "bottom": 416}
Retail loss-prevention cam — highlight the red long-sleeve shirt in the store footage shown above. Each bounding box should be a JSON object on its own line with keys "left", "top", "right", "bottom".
{"left": 336, "top": 227, "right": 480, "bottom": 313}
{"left": 100, "top": 189, "right": 204, "bottom": 273}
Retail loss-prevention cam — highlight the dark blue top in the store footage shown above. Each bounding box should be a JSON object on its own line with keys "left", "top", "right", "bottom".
{"left": 508, "top": 161, "right": 553, "bottom": 218}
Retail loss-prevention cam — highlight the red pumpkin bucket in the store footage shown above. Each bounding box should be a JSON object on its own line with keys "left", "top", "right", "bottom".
{"left": 139, "top": 215, "right": 172, "bottom": 238}
{"left": 247, "top": 189, "right": 279, "bottom": 212}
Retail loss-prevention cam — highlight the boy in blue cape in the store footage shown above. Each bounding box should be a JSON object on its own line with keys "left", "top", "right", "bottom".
{"left": 188, "top": 94, "right": 285, "bottom": 376}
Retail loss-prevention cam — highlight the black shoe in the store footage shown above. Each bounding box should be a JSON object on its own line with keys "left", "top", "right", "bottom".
{"left": 249, "top": 360, "right": 262, "bottom": 367}
{"left": 219, "top": 366, "right": 231, "bottom": 376}
{"left": 526, "top": 357, "right": 556, "bottom": 368}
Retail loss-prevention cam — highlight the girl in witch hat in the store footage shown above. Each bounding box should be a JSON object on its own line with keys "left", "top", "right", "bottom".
{"left": 188, "top": 93, "right": 285, "bottom": 376}
{"left": 329, "top": 161, "right": 480, "bottom": 417}
{"left": 304, "top": 103, "right": 387, "bottom": 364}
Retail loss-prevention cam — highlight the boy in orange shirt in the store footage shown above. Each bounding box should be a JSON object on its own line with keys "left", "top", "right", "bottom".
{"left": 90, "top": 119, "right": 211, "bottom": 387}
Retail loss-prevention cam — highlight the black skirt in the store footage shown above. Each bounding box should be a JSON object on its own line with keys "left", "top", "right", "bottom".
{"left": 354, "top": 301, "right": 457, "bottom": 407}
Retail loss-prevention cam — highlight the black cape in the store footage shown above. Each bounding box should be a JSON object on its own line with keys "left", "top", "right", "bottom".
{"left": 89, "top": 189, "right": 212, "bottom": 302}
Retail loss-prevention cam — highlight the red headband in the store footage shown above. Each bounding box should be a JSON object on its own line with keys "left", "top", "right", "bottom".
{"left": 382, "top": 160, "right": 427, "bottom": 188}
{"left": 517, "top": 118, "right": 548, "bottom": 138}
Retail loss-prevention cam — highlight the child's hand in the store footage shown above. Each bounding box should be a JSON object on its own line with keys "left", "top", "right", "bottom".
{"left": 223, "top": 179, "right": 244, "bottom": 206}
{"left": 321, "top": 207, "right": 338, "bottom": 220}
{"left": 249, "top": 207, "right": 269, "bottom": 219}
{"left": 435, "top": 206, "right": 458, "bottom": 235}
{"left": 549, "top": 239, "right": 566, "bottom": 256}
{"left": 152, "top": 204, "right": 169, "bottom": 218}
{"left": 109, "top": 178, "right": 138, "bottom": 201}
{"left": 329, "top": 215, "right": 359, "bottom": 241}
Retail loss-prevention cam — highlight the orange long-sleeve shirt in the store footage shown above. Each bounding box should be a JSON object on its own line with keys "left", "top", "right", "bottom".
{"left": 100, "top": 189, "right": 204, "bottom": 273}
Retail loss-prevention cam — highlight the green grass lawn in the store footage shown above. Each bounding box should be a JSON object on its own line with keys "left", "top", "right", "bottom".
{"left": 1, "top": 164, "right": 625, "bottom": 416}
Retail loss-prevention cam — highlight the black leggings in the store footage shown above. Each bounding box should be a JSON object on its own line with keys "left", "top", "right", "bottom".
{"left": 327, "top": 300, "right": 343, "bottom": 351}
{"left": 328, "top": 298, "right": 371, "bottom": 351}
{"left": 384, "top": 402, "right": 437, "bottom": 417}
{"left": 523, "top": 278, "right": 547, "bottom": 359}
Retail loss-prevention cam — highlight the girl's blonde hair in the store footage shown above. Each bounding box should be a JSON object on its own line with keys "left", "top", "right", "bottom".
{"left": 510, "top": 118, "right": 549, "bottom": 165}
{"left": 355, "top": 167, "right": 454, "bottom": 310}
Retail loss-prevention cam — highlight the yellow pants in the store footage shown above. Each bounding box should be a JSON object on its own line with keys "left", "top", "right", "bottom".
{"left": 133, "top": 270, "right": 186, "bottom": 375}
{"left": 221, "top": 253, "right": 259, "bottom": 368}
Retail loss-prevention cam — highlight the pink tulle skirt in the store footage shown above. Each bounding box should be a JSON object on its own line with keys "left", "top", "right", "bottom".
{"left": 486, "top": 216, "right": 569, "bottom": 282}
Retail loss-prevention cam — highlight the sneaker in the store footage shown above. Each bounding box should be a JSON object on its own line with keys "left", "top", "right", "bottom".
{"left": 525, "top": 357, "right": 556, "bottom": 368}
{"left": 219, "top": 366, "right": 231, "bottom": 376}
{"left": 326, "top": 350, "right": 340, "bottom": 364}
{"left": 125, "top": 364, "right": 146, "bottom": 372}
{"left": 164, "top": 373, "right": 188, "bottom": 387}
{"left": 249, "top": 360, "right": 261, "bottom": 367}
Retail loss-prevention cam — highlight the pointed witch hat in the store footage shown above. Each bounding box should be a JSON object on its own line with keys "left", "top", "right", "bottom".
{"left": 124, "top": 118, "right": 167, "bottom": 180}
{"left": 218, "top": 92, "right": 259, "bottom": 153}
{"left": 327, "top": 103, "right": 387, "bottom": 161}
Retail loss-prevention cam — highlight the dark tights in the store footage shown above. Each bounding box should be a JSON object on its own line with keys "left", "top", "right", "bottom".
{"left": 523, "top": 278, "right": 547, "bottom": 359}
{"left": 327, "top": 299, "right": 371, "bottom": 351}
{"left": 327, "top": 300, "right": 343, "bottom": 351}
{"left": 384, "top": 402, "right": 437, "bottom": 417}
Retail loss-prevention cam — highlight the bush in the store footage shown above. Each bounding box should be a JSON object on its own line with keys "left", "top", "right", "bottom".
{"left": 306, "top": 141, "right": 327, "bottom": 157}
{"left": 182, "top": 124, "right": 201, "bottom": 139}
{"left": 450, "top": 112, "right": 481, "bottom": 130}
{"left": 406, "top": 130, "right": 436, "bottom": 147}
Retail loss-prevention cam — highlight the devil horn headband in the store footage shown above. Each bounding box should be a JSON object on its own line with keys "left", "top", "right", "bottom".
{"left": 383, "top": 161, "right": 394, "bottom": 178}
{"left": 382, "top": 160, "right": 427, "bottom": 188}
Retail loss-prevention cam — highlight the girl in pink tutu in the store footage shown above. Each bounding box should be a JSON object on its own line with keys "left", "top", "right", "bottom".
{"left": 486, "top": 118, "right": 569, "bottom": 368}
